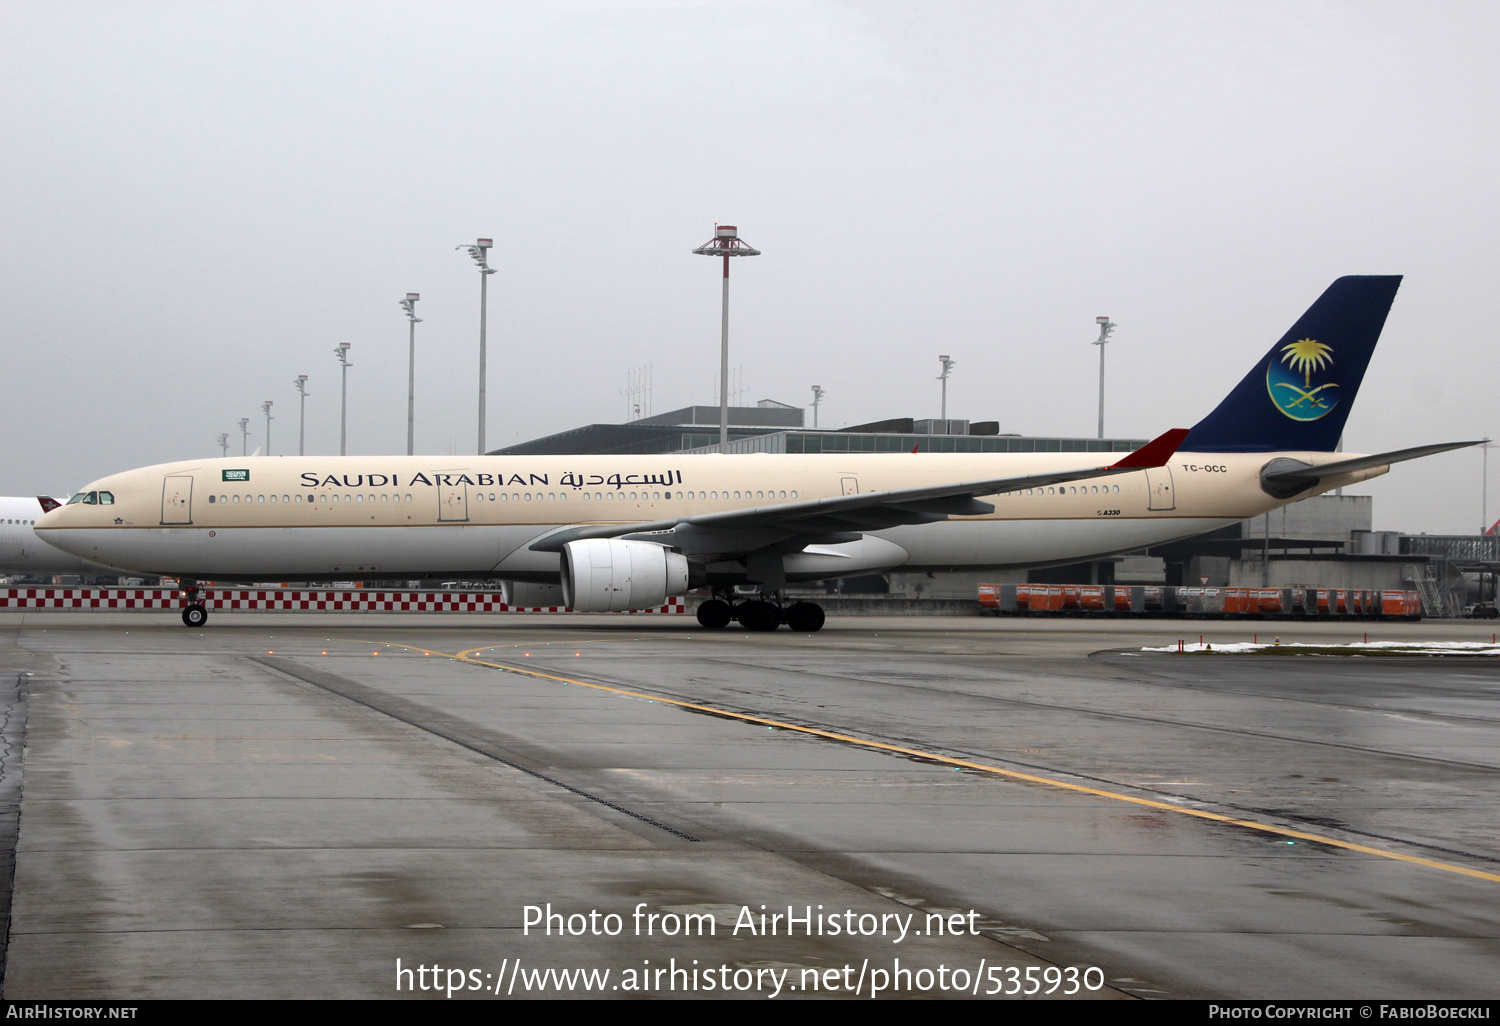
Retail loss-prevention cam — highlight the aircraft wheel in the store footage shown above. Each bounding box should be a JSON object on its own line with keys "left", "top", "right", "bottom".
{"left": 738, "top": 600, "right": 782, "bottom": 632}
{"left": 182, "top": 604, "right": 208, "bottom": 628}
{"left": 696, "top": 599, "right": 732, "bottom": 629}
{"left": 783, "top": 601, "right": 825, "bottom": 633}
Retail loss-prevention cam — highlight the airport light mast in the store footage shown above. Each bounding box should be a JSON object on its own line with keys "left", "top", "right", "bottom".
{"left": 399, "top": 293, "right": 421, "bottom": 456}
{"left": 217, "top": 432, "right": 229, "bottom": 458}
{"left": 294, "top": 375, "right": 309, "bottom": 456}
{"left": 457, "top": 239, "right": 496, "bottom": 455}
{"left": 334, "top": 342, "right": 352, "bottom": 456}
{"left": 1094, "top": 316, "right": 1116, "bottom": 438}
{"left": 261, "top": 400, "right": 274, "bottom": 456}
{"left": 810, "top": 384, "right": 826, "bottom": 428}
{"left": 239, "top": 418, "right": 250, "bottom": 457}
{"left": 1482, "top": 437, "right": 1495, "bottom": 535}
{"left": 693, "top": 225, "right": 760, "bottom": 451}
{"left": 937, "top": 355, "right": 956, "bottom": 422}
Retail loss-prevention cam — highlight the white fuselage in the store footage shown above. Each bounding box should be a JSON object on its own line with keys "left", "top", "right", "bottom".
{"left": 0, "top": 496, "right": 114, "bottom": 576}
{"left": 35, "top": 451, "right": 1382, "bottom": 584}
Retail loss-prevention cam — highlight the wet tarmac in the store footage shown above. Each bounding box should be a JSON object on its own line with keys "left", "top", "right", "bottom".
{"left": 0, "top": 611, "right": 1496, "bottom": 999}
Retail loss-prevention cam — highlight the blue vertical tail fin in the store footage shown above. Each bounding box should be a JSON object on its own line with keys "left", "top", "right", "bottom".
{"left": 1178, "top": 275, "right": 1402, "bottom": 453}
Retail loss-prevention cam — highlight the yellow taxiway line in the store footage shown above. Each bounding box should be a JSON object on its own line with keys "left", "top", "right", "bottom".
{"left": 358, "top": 637, "right": 1500, "bottom": 885}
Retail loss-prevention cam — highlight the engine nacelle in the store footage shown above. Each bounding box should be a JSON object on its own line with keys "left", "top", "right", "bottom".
{"left": 499, "top": 581, "right": 566, "bottom": 608}
{"left": 560, "top": 538, "right": 690, "bottom": 612}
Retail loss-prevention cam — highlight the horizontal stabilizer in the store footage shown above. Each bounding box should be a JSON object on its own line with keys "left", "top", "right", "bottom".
{"left": 1261, "top": 440, "right": 1480, "bottom": 497}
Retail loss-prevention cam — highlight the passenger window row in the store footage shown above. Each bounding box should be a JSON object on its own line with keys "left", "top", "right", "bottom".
{"left": 208, "top": 494, "right": 418, "bottom": 505}
{"left": 60, "top": 483, "right": 1124, "bottom": 513}
{"left": 1010, "top": 485, "right": 1122, "bottom": 496}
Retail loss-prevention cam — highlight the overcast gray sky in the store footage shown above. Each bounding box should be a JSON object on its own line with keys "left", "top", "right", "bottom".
{"left": 3, "top": 0, "right": 1495, "bottom": 534}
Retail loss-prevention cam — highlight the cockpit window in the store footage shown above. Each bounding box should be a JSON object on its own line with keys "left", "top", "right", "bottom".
{"left": 66, "top": 493, "right": 86, "bottom": 504}
{"left": 82, "top": 492, "right": 98, "bottom": 504}
{"left": 98, "top": 491, "right": 115, "bottom": 505}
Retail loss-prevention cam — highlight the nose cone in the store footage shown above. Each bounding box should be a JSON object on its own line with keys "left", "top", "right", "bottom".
{"left": 35, "top": 505, "right": 89, "bottom": 557}
{"left": 36, "top": 498, "right": 81, "bottom": 527}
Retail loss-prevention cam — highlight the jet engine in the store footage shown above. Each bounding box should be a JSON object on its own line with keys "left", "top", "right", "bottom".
{"left": 499, "top": 581, "right": 566, "bottom": 608}
{"left": 560, "top": 538, "right": 690, "bottom": 612}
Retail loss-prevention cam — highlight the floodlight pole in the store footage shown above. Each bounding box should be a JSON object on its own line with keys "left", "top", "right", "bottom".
{"left": 457, "top": 239, "right": 495, "bottom": 455}
{"left": 1094, "top": 317, "right": 1116, "bottom": 438}
{"left": 261, "top": 400, "right": 274, "bottom": 456}
{"left": 217, "top": 432, "right": 229, "bottom": 458}
{"left": 399, "top": 293, "right": 421, "bottom": 456}
{"left": 1482, "top": 437, "right": 1494, "bottom": 535}
{"left": 937, "top": 356, "right": 956, "bottom": 422}
{"left": 720, "top": 266, "right": 729, "bottom": 447}
{"left": 294, "top": 375, "right": 309, "bottom": 456}
{"left": 239, "top": 418, "right": 250, "bottom": 457}
{"left": 334, "top": 343, "right": 352, "bottom": 456}
{"left": 810, "top": 385, "right": 826, "bottom": 429}
{"left": 693, "top": 226, "right": 760, "bottom": 451}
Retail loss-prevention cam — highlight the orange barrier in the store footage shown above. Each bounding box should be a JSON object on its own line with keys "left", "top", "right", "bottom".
{"left": 1026, "top": 585, "right": 1065, "bottom": 611}
{"left": 979, "top": 584, "right": 1419, "bottom": 619}
{"left": 1381, "top": 590, "right": 1421, "bottom": 617}
{"left": 0, "top": 588, "right": 687, "bottom": 615}
{"left": 1078, "top": 586, "right": 1106, "bottom": 611}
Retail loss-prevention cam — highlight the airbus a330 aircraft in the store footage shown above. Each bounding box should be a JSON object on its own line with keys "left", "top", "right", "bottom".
{"left": 36, "top": 276, "right": 1473, "bottom": 631}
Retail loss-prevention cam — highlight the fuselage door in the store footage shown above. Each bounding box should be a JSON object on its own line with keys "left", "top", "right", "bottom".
{"left": 161, "top": 475, "right": 194, "bottom": 525}
{"left": 841, "top": 477, "right": 860, "bottom": 496}
{"left": 439, "top": 480, "right": 469, "bottom": 522}
{"left": 1145, "top": 466, "right": 1176, "bottom": 511}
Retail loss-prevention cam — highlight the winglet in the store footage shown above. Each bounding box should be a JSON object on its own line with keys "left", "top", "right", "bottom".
{"left": 1108, "top": 428, "right": 1190, "bottom": 470}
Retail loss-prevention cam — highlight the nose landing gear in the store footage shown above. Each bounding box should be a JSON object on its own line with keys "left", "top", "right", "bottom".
{"left": 179, "top": 581, "right": 208, "bottom": 627}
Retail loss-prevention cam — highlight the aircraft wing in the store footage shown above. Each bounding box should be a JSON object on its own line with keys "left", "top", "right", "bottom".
{"left": 531, "top": 428, "right": 1190, "bottom": 553}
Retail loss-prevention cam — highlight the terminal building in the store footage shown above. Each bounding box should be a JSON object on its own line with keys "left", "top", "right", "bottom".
{"left": 493, "top": 400, "right": 1145, "bottom": 459}
{"left": 491, "top": 402, "right": 1497, "bottom": 616}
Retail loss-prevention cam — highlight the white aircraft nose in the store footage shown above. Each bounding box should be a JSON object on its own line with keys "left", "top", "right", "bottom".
{"left": 35, "top": 525, "right": 88, "bottom": 558}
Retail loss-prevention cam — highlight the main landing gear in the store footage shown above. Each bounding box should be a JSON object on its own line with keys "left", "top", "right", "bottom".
{"left": 695, "top": 592, "right": 826, "bottom": 633}
{"left": 180, "top": 581, "right": 208, "bottom": 627}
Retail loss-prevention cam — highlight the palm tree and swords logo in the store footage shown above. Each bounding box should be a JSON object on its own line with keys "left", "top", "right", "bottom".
{"left": 1266, "top": 337, "right": 1338, "bottom": 421}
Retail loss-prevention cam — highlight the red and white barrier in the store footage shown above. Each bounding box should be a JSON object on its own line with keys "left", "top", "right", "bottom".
{"left": 0, "top": 588, "right": 687, "bottom": 615}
